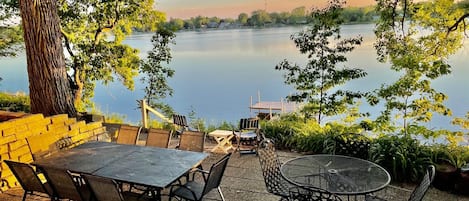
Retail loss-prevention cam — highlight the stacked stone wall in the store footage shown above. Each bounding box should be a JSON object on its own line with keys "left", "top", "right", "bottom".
{"left": 0, "top": 112, "right": 108, "bottom": 192}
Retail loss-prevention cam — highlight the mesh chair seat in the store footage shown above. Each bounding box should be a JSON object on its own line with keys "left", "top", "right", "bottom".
{"left": 170, "top": 181, "right": 204, "bottom": 200}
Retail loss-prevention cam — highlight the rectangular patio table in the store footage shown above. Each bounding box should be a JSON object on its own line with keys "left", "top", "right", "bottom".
{"left": 33, "top": 141, "right": 208, "bottom": 200}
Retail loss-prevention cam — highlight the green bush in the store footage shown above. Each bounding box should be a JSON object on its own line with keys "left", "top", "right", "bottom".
{"left": 0, "top": 92, "right": 30, "bottom": 112}
{"left": 369, "top": 135, "right": 432, "bottom": 182}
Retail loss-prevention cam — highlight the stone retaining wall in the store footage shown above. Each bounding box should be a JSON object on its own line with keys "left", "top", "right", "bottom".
{"left": 0, "top": 112, "right": 109, "bottom": 192}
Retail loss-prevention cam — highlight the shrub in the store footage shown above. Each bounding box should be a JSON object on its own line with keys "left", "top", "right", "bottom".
{"left": 0, "top": 92, "right": 30, "bottom": 112}
{"left": 369, "top": 135, "right": 432, "bottom": 182}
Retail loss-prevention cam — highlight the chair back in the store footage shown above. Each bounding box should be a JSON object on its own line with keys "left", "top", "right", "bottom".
{"left": 82, "top": 174, "right": 124, "bottom": 201}
{"left": 116, "top": 125, "right": 141, "bottom": 145}
{"left": 289, "top": 186, "right": 342, "bottom": 201}
{"left": 408, "top": 165, "right": 435, "bottom": 201}
{"left": 3, "top": 160, "right": 51, "bottom": 195}
{"left": 257, "top": 139, "right": 290, "bottom": 196}
{"left": 239, "top": 118, "right": 259, "bottom": 130}
{"left": 39, "top": 166, "right": 86, "bottom": 201}
{"left": 202, "top": 153, "right": 232, "bottom": 196}
{"left": 173, "top": 114, "right": 189, "bottom": 127}
{"left": 145, "top": 128, "right": 172, "bottom": 148}
{"left": 178, "top": 131, "right": 205, "bottom": 152}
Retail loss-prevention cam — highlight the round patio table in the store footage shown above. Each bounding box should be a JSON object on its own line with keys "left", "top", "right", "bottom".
{"left": 280, "top": 154, "right": 391, "bottom": 196}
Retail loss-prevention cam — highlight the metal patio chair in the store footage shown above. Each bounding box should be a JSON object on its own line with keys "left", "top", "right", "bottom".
{"left": 258, "top": 139, "right": 295, "bottom": 200}
{"left": 169, "top": 153, "right": 232, "bottom": 201}
{"left": 177, "top": 131, "right": 205, "bottom": 152}
{"left": 366, "top": 165, "right": 435, "bottom": 201}
{"left": 38, "top": 165, "right": 91, "bottom": 201}
{"left": 116, "top": 125, "right": 142, "bottom": 145}
{"left": 172, "top": 114, "right": 198, "bottom": 136}
{"left": 234, "top": 117, "right": 261, "bottom": 155}
{"left": 145, "top": 128, "right": 172, "bottom": 148}
{"left": 3, "top": 160, "right": 54, "bottom": 201}
{"left": 82, "top": 174, "right": 151, "bottom": 201}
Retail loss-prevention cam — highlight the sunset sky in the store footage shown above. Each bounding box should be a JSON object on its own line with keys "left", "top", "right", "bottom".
{"left": 156, "top": 0, "right": 376, "bottom": 19}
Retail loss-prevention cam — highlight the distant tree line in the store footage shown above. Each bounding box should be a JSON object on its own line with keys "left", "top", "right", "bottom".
{"left": 160, "top": 6, "right": 377, "bottom": 31}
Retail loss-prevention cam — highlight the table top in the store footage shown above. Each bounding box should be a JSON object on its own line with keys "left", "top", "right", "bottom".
{"left": 280, "top": 154, "right": 391, "bottom": 195}
{"left": 34, "top": 141, "right": 208, "bottom": 188}
{"left": 208, "top": 130, "right": 233, "bottom": 137}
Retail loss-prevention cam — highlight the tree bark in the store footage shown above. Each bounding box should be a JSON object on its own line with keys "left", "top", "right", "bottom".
{"left": 19, "top": 0, "right": 77, "bottom": 117}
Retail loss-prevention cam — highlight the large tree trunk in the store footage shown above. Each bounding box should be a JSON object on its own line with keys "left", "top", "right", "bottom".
{"left": 19, "top": 0, "right": 77, "bottom": 117}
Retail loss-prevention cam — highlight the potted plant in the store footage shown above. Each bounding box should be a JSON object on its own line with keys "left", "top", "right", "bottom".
{"left": 432, "top": 145, "right": 465, "bottom": 191}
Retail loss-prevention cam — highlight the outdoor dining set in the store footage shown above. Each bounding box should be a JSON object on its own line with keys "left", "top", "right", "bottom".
{"left": 3, "top": 115, "right": 436, "bottom": 201}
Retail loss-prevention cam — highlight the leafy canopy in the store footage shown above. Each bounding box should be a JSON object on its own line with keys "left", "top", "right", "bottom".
{"left": 276, "top": 0, "right": 366, "bottom": 124}
{"left": 372, "top": 0, "right": 466, "bottom": 134}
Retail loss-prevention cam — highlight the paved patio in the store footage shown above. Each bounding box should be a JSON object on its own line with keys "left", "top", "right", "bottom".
{"left": 1, "top": 136, "right": 469, "bottom": 201}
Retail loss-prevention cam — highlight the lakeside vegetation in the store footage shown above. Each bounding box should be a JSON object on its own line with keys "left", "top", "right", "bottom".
{"left": 160, "top": 5, "right": 377, "bottom": 31}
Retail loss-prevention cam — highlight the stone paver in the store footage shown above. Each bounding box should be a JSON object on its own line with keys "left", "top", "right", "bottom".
{"left": 1, "top": 137, "right": 469, "bottom": 201}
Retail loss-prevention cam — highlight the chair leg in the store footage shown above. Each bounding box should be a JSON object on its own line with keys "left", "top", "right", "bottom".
{"left": 22, "top": 191, "right": 28, "bottom": 201}
{"left": 217, "top": 187, "right": 225, "bottom": 201}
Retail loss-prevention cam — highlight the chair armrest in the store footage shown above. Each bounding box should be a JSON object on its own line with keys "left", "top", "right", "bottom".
{"left": 190, "top": 167, "right": 209, "bottom": 182}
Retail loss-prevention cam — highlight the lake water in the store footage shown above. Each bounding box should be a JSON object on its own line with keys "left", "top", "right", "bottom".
{"left": 1, "top": 24, "right": 468, "bottom": 130}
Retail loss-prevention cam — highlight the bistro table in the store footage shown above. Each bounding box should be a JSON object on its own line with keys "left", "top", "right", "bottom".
{"left": 208, "top": 130, "right": 234, "bottom": 154}
{"left": 280, "top": 154, "right": 391, "bottom": 197}
{"left": 33, "top": 141, "right": 208, "bottom": 200}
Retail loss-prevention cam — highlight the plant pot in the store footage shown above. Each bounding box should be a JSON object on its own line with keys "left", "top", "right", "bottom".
{"left": 433, "top": 161, "right": 458, "bottom": 191}
{"left": 455, "top": 170, "right": 469, "bottom": 195}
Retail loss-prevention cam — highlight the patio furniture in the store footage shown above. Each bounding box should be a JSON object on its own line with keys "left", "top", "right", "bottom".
{"left": 281, "top": 154, "right": 391, "bottom": 198}
{"left": 177, "top": 131, "right": 205, "bottom": 152}
{"left": 33, "top": 141, "right": 208, "bottom": 201}
{"left": 145, "top": 128, "right": 172, "bottom": 148}
{"left": 3, "top": 160, "right": 54, "bottom": 201}
{"left": 82, "top": 174, "right": 151, "bottom": 201}
{"left": 289, "top": 185, "right": 342, "bottom": 201}
{"left": 172, "top": 114, "right": 198, "bottom": 136}
{"left": 208, "top": 130, "right": 234, "bottom": 154}
{"left": 257, "top": 139, "right": 295, "bottom": 200}
{"left": 116, "top": 125, "right": 142, "bottom": 145}
{"left": 38, "top": 165, "right": 91, "bottom": 201}
{"left": 169, "top": 153, "right": 232, "bottom": 201}
{"left": 365, "top": 165, "right": 435, "bottom": 201}
{"left": 233, "top": 117, "right": 261, "bottom": 155}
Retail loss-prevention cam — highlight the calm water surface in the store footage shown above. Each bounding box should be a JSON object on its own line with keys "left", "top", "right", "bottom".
{"left": 1, "top": 24, "right": 468, "bottom": 130}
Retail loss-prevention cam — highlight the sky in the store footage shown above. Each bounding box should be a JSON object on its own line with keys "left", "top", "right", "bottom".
{"left": 156, "top": 0, "right": 376, "bottom": 19}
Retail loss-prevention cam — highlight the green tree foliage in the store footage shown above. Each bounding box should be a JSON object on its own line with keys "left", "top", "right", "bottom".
{"left": 55, "top": 0, "right": 166, "bottom": 111}
{"left": 140, "top": 26, "right": 175, "bottom": 116}
{"left": 276, "top": 0, "right": 366, "bottom": 124}
{"left": 238, "top": 13, "right": 249, "bottom": 25}
{"left": 249, "top": 10, "right": 271, "bottom": 26}
{"left": 289, "top": 6, "right": 307, "bottom": 24}
{"left": 167, "top": 18, "right": 184, "bottom": 31}
{"left": 372, "top": 0, "right": 466, "bottom": 134}
{"left": 0, "top": 2, "right": 22, "bottom": 57}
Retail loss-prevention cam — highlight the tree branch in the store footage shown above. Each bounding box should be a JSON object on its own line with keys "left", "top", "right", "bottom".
{"left": 447, "top": 13, "right": 469, "bottom": 37}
